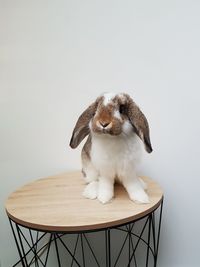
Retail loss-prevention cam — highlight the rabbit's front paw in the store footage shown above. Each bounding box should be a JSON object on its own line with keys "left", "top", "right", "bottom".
{"left": 83, "top": 181, "right": 98, "bottom": 199}
{"left": 98, "top": 190, "right": 113, "bottom": 204}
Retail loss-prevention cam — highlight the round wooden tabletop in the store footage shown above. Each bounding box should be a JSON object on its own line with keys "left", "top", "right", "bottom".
{"left": 5, "top": 171, "right": 163, "bottom": 232}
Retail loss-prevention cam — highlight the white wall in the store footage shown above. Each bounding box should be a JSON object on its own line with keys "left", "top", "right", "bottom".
{"left": 0, "top": 0, "right": 200, "bottom": 266}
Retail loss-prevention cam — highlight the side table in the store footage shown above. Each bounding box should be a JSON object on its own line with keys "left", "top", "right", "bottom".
{"left": 5, "top": 171, "right": 163, "bottom": 267}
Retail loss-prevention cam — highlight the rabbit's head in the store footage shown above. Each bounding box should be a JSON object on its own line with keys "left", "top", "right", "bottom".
{"left": 70, "top": 93, "right": 152, "bottom": 153}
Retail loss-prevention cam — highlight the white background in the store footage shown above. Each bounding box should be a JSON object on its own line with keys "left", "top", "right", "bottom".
{"left": 0, "top": 0, "right": 200, "bottom": 266}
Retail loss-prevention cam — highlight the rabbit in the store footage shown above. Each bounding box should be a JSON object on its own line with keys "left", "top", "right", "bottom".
{"left": 70, "top": 92, "right": 153, "bottom": 204}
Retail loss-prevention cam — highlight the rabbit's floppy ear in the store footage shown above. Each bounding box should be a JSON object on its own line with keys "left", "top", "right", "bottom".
{"left": 70, "top": 100, "right": 99, "bottom": 149}
{"left": 125, "top": 94, "right": 153, "bottom": 153}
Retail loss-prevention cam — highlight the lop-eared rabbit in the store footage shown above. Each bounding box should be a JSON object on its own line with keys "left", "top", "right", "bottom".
{"left": 70, "top": 93, "right": 152, "bottom": 204}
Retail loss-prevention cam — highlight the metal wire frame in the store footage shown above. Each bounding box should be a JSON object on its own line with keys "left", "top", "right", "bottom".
{"left": 8, "top": 198, "right": 163, "bottom": 267}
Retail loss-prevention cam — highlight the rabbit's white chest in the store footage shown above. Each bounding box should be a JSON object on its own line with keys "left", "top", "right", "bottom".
{"left": 90, "top": 133, "right": 142, "bottom": 177}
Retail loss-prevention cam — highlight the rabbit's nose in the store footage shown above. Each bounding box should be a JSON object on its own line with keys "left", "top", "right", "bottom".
{"left": 99, "top": 121, "right": 110, "bottom": 128}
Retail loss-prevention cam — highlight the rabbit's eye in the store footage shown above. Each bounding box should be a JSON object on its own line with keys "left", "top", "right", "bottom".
{"left": 119, "top": 104, "right": 126, "bottom": 114}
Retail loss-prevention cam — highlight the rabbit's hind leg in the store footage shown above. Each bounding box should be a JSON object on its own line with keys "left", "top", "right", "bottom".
{"left": 82, "top": 152, "right": 99, "bottom": 199}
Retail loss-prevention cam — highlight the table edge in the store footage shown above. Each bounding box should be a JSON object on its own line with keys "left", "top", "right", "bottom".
{"left": 6, "top": 196, "right": 163, "bottom": 233}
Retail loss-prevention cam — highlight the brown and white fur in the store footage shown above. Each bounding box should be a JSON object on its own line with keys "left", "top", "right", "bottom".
{"left": 70, "top": 93, "right": 153, "bottom": 204}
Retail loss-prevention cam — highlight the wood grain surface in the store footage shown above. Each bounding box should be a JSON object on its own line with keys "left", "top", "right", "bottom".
{"left": 5, "top": 171, "right": 163, "bottom": 232}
